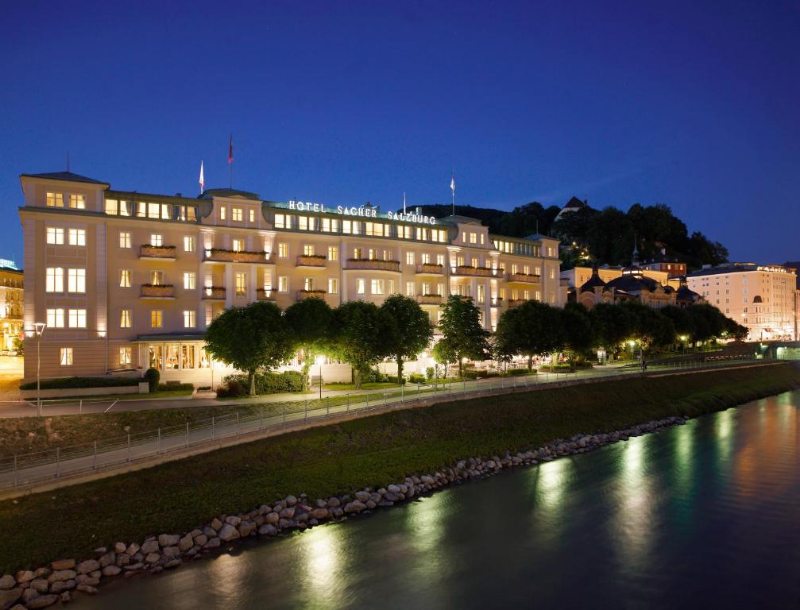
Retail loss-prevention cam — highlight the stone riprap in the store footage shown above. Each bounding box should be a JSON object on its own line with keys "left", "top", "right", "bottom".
{"left": 0, "top": 416, "right": 687, "bottom": 608}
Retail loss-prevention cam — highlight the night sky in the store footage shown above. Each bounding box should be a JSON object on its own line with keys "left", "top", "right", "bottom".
{"left": 1, "top": 0, "right": 798, "bottom": 265}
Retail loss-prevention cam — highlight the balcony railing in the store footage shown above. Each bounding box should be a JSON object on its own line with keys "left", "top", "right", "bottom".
{"left": 450, "top": 266, "right": 504, "bottom": 278}
{"left": 346, "top": 259, "right": 401, "bottom": 272}
{"left": 139, "top": 245, "right": 177, "bottom": 260}
{"left": 506, "top": 273, "right": 541, "bottom": 284}
{"left": 202, "top": 286, "right": 226, "bottom": 300}
{"left": 507, "top": 299, "right": 528, "bottom": 308}
{"left": 416, "top": 294, "right": 443, "bottom": 305}
{"left": 139, "top": 284, "right": 175, "bottom": 299}
{"left": 296, "top": 255, "right": 327, "bottom": 268}
{"left": 256, "top": 288, "right": 276, "bottom": 301}
{"left": 204, "top": 249, "right": 273, "bottom": 264}
{"left": 490, "top": 297, "right": 504, "bottom": 307}
{"left": 415, "top": 263, "right": 444, "bottom": 275}
{"left": 297, "top": 289, "right": 327, "bottom": 300}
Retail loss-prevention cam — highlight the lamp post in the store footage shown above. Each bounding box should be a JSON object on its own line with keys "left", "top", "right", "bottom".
{"left": 316, "top": 355, "right": 324, "bottom": 401}
{"left": 34, "top": 322, "right": 46, "bottom": 416}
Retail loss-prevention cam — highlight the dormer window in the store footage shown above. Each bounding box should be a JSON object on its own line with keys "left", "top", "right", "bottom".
{"left": 46, "top": 192, "right": 64, "bottom": 207}
{"left": 220, "top": 206, "right": 227, "bottom": 221}
{"left": 69, "top": 194, "right": 85, "bottom": 209}
{"left": 249, "top": 209, "right": 255, "bottom": 223}
{"left": 232, "top": 208, "right": 243, "bottom": 222}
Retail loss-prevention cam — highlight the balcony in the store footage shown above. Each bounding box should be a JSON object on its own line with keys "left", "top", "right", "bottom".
{"left": 201, "top": 286, "right": 226, "bottom": 300}
{"left": 140, "top": 284, "right": 175, "bottom": 299}
{"left": 450, "top": 266, "right": 504, "bottom": 278}
{"left": 490, "top": 297, "right": 504, "bottom": 307}
{"left": 416, "top": 294, "right": 443, "bottom": 306}
{"left": 415, "top": 263, "right": 444, "bottom": 275}
{"left": 296, "top": 254, "right": 327, "bottom": 268}
{"left": 257, "top": 288, "right": 276, "bottom": 301}
{"left": 297, "top": 289, "right": 327, "bottom": 300}
{"left": 204, "top": 249, "right": 274, "bottom": 264}
{"left": 346, "top": 259, "right": 401, "bottom": 272}
{"left": 506, "top": 273, "right": 541, "bottom": 284}
{"left": 139, "top": 245, "right": 177, "bottom": 261}
{"left": 507, "top": 299, "right": 528, "bottom": 309}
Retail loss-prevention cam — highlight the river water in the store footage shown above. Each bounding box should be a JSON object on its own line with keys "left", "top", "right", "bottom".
{"left": 79, "top": 391, "right": 800, "bottom": 609}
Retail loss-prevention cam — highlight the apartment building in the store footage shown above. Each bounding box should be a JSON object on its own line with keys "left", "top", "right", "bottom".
{"left": 19, "top": 171, "right": 561, "bottom": 383}
{"left": 0, "top": 261, "right": 23, "bottom": 352}
{"left": 687, "top": 263, "right": 798, "bottom": 341}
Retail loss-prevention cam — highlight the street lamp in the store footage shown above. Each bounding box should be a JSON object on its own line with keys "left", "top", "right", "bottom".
{"left": 315, "top": 355, "right": 324, "bottom": 400}
{"left": 33, "top": 322, "right": 46, "bottom": 416}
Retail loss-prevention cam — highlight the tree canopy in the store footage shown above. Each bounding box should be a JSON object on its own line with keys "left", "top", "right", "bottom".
{"left": 284, "top": 297, "right": 334, "bottom": 390}
{"left": 437, "top": 295, "right": 490, "bottom": 377}
{"left": 331, "top": 301, "right": 387, "bottom": 388}
{"left": 379, "top": 294, "right": 433, "bottom": 382}
{"left": 495, "top": 300, "right": 563, "bottom": 369}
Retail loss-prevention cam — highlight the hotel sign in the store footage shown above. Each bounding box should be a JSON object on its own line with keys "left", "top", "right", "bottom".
{"left": 287, "top": 200, "right": 437, "bottom": 225}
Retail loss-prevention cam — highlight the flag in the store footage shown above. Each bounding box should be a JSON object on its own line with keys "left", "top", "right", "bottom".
{"left": 403, "top": 192, "right": 407, "bottom": 214}
{"left": 227, "top": 135, "right": 234, "bottom": 165}
{"left": 450, "top": 174, "right": 456, "bottom": 194}
{"left": 199, "top": 161, "right": 205, "bottom": 193}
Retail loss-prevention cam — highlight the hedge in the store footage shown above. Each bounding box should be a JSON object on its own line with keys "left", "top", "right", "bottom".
{"left": 19, "top": 377, "right": 139, "bottom": 391}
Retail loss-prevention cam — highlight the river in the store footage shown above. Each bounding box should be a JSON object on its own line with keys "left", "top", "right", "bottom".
{"left": 78, "top": 391, "right": 800, "bottom": 609}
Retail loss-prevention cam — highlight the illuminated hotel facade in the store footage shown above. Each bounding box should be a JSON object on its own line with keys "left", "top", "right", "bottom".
{"left": 18, "top": 172, "right": 561, "bottom": 383}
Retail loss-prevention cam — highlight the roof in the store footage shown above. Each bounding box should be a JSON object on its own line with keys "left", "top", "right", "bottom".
{"left": 201, "top": 188, "right": 261, "bottom": 201}
{"left": 687, "top": 263, "right": 790, "bottom": 277}
{"left": 562, "top": 196, "right": 587, "bottom": 210}
{"left": 20, "top": 171, "right": 108, "bottom": 186}
{"left": 438, "top": 214, "right": 483, "bottom": 225}
{"left": 579, "top": 269, "right": 606, "bottom": 293}
{"left": 605, "top": 273, "right": 660, "bottom": 293}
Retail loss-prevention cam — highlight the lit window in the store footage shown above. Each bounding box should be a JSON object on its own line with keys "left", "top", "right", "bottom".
{"left": 303, "top": 244, "right": 315, "bottom": 256}
{"left": 120, "top": 309, "right": 131, "bottom": 328}
{"left": 278, "top": 243, "right": 288, "bottom": 258}
{"left": 421, "top": 253, "right": 431, "bottom": 264}
{"left": 406, "top": 252, "right": 415, "bottom": 266}
{"left": 120, "top": 269, "right": 131, "bottom": 288}
{"left": 46, "top": 192, "right": 64, "bottom": 207}
{"left": 183, "top": 236, "right": 195, "bottom": 252}
{"left": 150, "top": 234, "right": 163, "bottom": 247}
{"left": 303, "top": 277, "right": 314, "bottom": 291}
{"left": 119, "top": 232, "right": 131, "bottom": 248}
{"left": 356, "top": 278, "right": 366, "bottom": 295}
{"left": 46, "top": 227, "right": 64, "bottom": 245}
{"left": 232, "top": 239, "right": 244, "bottom": 252}
{"left": 151, "top": 310, "right": 163, "bottom": 328}
{"left": 371, "top": 279, "right": 384, "bottom": 295}
{"left": 235, "top": 272, "right": 246, "bottom": 295}
{"left": 147, "top": 203, "right": 160, "bottom": 219}
{"left": 69, "top": 194, "right": 85, "bottom": 209}
{"left": 183, "top": 310, "right": 196, "bottom": 328}
{"left": 406, "top": 282, "right": 415, "bottom": 296}
{"left": 328, "top": 246, "right": 338, "bottom": 261}
{"left": 437, "top": 254, "right": 445, "bottom": 266}
{"left": 68, "top": 309, "right": 87, "bottom": 328}
{"left": 183, "top": 272, "right": 196, "bottom": 290}
{"left": 470, "top": 233, "right": 477, "bottom": 244}
{"left": 328, "top": 278, "right": 338, "bottom": 294}
{"left": 46, "top": 308, "right": 65, "bottom": 328}
{"left": 105, "top": 199, "right": 118, "bottom": 215}
{"left": 119, "top": 347, "right": 132, "bottom": 366}
{"left": 46, "top": 267, "right": 64, "bottom": 292}
{"left": 278, "top": 276, "right": 288, "bottom": 292}
{"left": 220, "top": 206, "right": 227, "bottom": 220}
{"left": 274, "top": 214, "right": 286, "bottom": 229}
{"left": 232, "top": 208, "right": 243, "bottom": 222}
{"left": 249, "top": 209, "right": 255, "bottom": 223}
{"left": 511, "top": 264, "right": 518, "bottom": 275}
{"left": 343, "top": 220, "right": 352, "bottom": 234}
{"left": 299, "top": 216, "right": 309, "bottom": 230}
{"left": 150, "top": 270, "right": 164, "bottom": 285}
{"left": 353, "top": 248, "right": 362, "bottom": 259}
{"left": 68, "top": 228, "right": 86, "bottom": 246}
{"left": 67, "top": 269, "right": 86, "bottom": 293}
{"left": 59, "top": 347, "right": 73, "bottom": 366}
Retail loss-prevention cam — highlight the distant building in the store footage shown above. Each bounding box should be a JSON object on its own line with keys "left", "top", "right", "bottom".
{"left": 640, "top": 249, "right": 687, "bottom": 279}
{"left": 687, "top": 263, "right": 797, "bottom": 341}
{"left": 0, "top": 262, "right": 23, "bottom": 352}
{"left": 553, "top": 196, "right": 590, "bottom": 223}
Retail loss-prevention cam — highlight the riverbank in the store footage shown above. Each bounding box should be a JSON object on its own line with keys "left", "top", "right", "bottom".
{"left": 0, "top": 363, "right": 797, "bottom": 597}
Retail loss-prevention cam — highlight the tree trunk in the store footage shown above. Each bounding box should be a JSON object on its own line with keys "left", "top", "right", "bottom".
{"left": 458, "top": 357, "right": 463, "bottom": 379}
{"left": 248, "top": 370, "right": 256, "bottom": 396}
{"left": 396, "top": 356, "right": 404, "bottom": 384}
{"left": 353, "top": 366, "right": 361, "bottom": 389}
{"left": 301, "top": 350, "right": 311, "bottom": 392}
{"left": 527, "top": 354, "right": 533, "bottom": 370}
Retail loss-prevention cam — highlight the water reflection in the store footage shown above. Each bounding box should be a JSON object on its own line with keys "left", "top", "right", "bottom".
{"left": 528, "top": 457, "right": 571, "bottom": 542}
{"left": 406, "top": 492, "right": 447, "bottom": 555}
{"left": 296, "top": 523, "right": 345, "bottom": 607}
{"left": 613, "top": 436, "right": 654, "bottom": 567}
{"left": 715, "top": 408, "right": 735, "bottom": 465}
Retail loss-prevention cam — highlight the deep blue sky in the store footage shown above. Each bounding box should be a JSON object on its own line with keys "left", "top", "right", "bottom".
{"left": 2, "top": 0, "right": 798, "bottom": 265}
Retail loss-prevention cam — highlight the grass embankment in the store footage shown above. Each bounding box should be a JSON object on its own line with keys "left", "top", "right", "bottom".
{"left": 1, "top": 363, "right": 798, "bottom": 572}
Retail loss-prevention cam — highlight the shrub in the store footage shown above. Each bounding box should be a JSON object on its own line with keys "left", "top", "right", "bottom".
{"left": 506, "top": 368, "right": 534, "bottom": 376}
{"left": 157, "top": 382, "right": 194, "bottom": 392}
{"left": 408, "top": 373, "right": 426, "bottom": 384}
{"left": 425, "top": 367, "right": 435, "bottom": 381}
{"left": 462, "top": 370, "right": 479, "bottom": 380}
{"left": 143, "top": 368, "right": 160, "bottom": 392}
{"left": 19, "top": 376, "right": 139, "bottom": 390}
{"left": 217, "top": 371, "right": 304, "bottom": 397}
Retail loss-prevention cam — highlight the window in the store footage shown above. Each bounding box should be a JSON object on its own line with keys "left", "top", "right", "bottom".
{"left": 328, "top": 246, "right": 338, "bottom": 261}
{"left": 328, "top": 278, "right": 338, "bottom": 294}
{"left": 356, "top": 278, "right": 366, "bottom": 295}
{"left": 477, "top": 285, "right": 486, "bottom": 304}
{"left": 235, "top": 272, "right": 246, "bottom": 295}
{"left": 249, "top": 209, "right": 255, "bottom": 223}
{"left": 278, "top": 243, "right": 289, "bottom": 258}
{"left": 278, "top": 276, "right": 288, "bottom": 293}
{"left": 437, "top": 254, "right": 445, "bottom": 266}
{"left": 232, "top": 239, "right": 244, "bottom": 252}
{"left": 406, "top": 252, "right": 415, "bottom": 266}
{"left": 397, "top": 225, "right": 411, "bottom": 239}
{"left": 69, "top": 194, "right": 85, "bottom": 209}
{"left": 46, "top": 308, "right": 65, "bottom": 328}
{"left": 299, "top": 216, "right": 316, "bottom": 231}
{"left": 105, "top": 199, "right": 118, "bottom": 215}
{"left": 321, "top": 218, "right": 339, "bottom": 232}
{"left": 220, "top": 206, "right": 227, "bottom": 220}
{"left": 67, "top": 269, "right": 86, "bottom": 292}
{"left": 46, "top": 267, "right": 64, "bottom": 292}
{"left": 119, "top": 232, "right": 131, "bottom": 248}
{"left": 371, "top": 279, "right": 385, "bottom": 295}
{"left": 68, "top": 309, "right": 87, "bottom": 328}
{"left": 406, "top": 281, "right": 415, "bottom": 296}
{"left": 151, "top": 310, "right": 163, "bottom": 328}
{"left": 46, "top": 192, "right": 64, "bottom": 207}
{"left": 68, "top": 228, "right": 86, "bottom": 246}
{"left": 150, "top": 270, "right": 164, "bottom": 286}
{"left": 119, "top": 269, "right": 131, "bottom": 288}
{"left": 183, "top": 272, "right": 196, "bottom": 290}
{"left": 232, "top": 207, "right": 243, "bottom": 222}
{"left": 274, "top": 213, "right": 286, "bottom": 229}
{"left": 183, "top": 236, "right": 195, "bottom": 252}
{"left": 303, "top": 277, "right": 314, "bottom": 291}
{"left": 511, "top": 264, "right": 518, "bottom": 275}
{"left": 150, "top": 234, "right": 163, "bottom": 247}
{"left": 119, "top": 347, "right": 132, "bottom": 366}
{"left": 59, "top": 347, "right": 73, "bottom": 366}
{"left": 353, "top": 247, "right": 363, "bottom": 259}
{"left": 120, "top": 309, "right": 131, "bottom": 328}
{"left": 46, "top": 227, "right": 65, "bottom": 245}
{"left": 469, "top": 232, "right": 477, "bottom": 244}
{"left": 183, "top": 310, "right": 196, "bottom": 328}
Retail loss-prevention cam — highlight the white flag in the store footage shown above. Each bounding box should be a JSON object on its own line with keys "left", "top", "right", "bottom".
{"left": 199, "top": 161, "right": 205, "bottom": 193}
{"left": 450, "top": 174, "right": 456, "bottom": 194}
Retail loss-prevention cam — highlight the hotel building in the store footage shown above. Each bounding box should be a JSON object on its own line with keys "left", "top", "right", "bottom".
{"left": 687, "top": 263, "right": 798, "bottom": 341}
{"left": 18, "top": 171, "right": 561, "bottom": 384}
{"left": 0, "top": 260, "right": 23, "bottom": 352}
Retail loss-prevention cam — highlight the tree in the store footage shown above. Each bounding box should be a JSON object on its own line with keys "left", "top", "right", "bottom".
{"left": 589, "top": 302, "right": 634, "bottom": 355}
{"left": 621, "top": 301, "right": 675, "bottom": 358}
{"left": 331, "top": 301, "right": 386, "bottom": 388}
{"left": 561, "top": 303, "right": 593, "bottom": 363}
{"left": 495, "top": 301, "right": 563, "bottom": 369}
{"left": 285, "top": 297, "right": 334, "bottom": 391}
{"left": 659, "top": 305, "right": 693, "bottom": 349}
{"left": 380, "top": 294, "right": 433, "bottom": 382}
{"left": 437, "top": 295, "right": 490, "bottom": 378}
{"left": 205, "top": 301, "right": 293, "bottom": 395}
